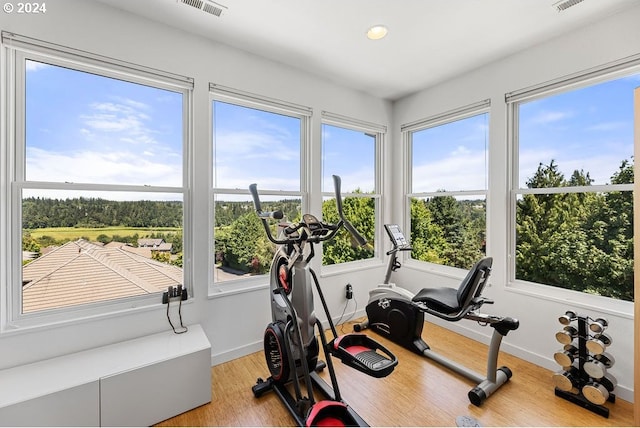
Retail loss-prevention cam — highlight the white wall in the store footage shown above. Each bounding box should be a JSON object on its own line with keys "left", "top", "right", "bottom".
{"left": 0, "top": 0, "right": 391, "bottom": 370}
{"left": 1, "top": 0, "right": 638, "bottom": 405}
{"left": 392, "top": 4, "right": 640, "bottom": 402}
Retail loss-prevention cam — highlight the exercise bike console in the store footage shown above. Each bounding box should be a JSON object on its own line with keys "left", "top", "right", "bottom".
{"left": 385, "top": 223, "right": 410, "bottom": 248}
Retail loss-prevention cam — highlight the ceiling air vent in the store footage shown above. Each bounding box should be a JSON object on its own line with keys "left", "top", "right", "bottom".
{"left": 553, "top": 0, "right": 585, "bottom": 12}
{"left": 177, "top": 0, "right": 227, "bottom": 17}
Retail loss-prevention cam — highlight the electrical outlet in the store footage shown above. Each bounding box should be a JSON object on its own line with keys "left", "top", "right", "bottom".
{"left": 345, "top": 283, "right": 353, "bottom": 300}
{"left": 162, "top": 285, "right": 188, "bottom": 303}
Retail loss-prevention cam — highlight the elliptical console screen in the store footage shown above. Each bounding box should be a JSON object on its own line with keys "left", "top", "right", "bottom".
{"left": 384, "top": 224, "right": 408, "bottom": 247}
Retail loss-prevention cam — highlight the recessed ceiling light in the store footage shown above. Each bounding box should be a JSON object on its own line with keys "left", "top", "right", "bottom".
{"left": 366, "top": 25, "right": 388, "bottom": 40}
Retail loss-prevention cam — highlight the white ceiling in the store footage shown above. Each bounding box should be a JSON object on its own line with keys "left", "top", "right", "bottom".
{"left": 96, "top": 0, "right": 638, "bottom": 101}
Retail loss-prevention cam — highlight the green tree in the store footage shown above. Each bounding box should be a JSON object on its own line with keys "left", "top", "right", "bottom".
{"left": 218, "top": 212, "right": 274, "bottom": 274}
{"left": 409, "top": 198, "right": 447, "bottom": 264}
{"left": 516, "top": 159, "right": 633, "bottom": 301}
{"left": 322, "top": 195, "right": 375, "bottom": 265}
{"left": 22, "top": 231, "right": 41, "bottom": 254}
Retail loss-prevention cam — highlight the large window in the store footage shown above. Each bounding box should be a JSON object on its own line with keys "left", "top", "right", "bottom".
{"left": 321, "top": 112, "right": 383, "bottom": 267}
{"left": 403, "top": 101, "right": 489, "bottom": 270}
{"left": 210, "top": 85, "right": 309, "bottom": 284}
{"left": 508, "top": 67, "right": 637, "bottom": 301}
{"left": 3, "top": 33, "right": 192, "bottom": 321}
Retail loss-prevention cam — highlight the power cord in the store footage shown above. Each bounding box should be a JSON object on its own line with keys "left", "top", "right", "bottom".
{"left": 337, "top": 295, "right": 358, "bottom": 334}
{"left": 164, "top": 285, "right": 188, "bottom": 334}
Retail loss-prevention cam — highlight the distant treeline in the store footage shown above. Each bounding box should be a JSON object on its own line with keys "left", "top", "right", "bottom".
{"left": 22, "top": 197, "right": 183, "bottom": 229}
{"left": 23, "top": 196, "right": 301, "bottom": 230}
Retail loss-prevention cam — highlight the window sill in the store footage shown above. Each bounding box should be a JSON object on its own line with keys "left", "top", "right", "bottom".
{"left": 208, "top": 275, "right": 269, "bottom": 299}
{"left": 401, "top": 258, "right": 470, "bottom": 281}
{"left": 319, "top": 258, "right": 385, "bottom": 278}
{"left": 1, "top": 295, "right": 187, "bottom": 337}
{"left": 507, "top": 280, "right": 633, "bottom": 319}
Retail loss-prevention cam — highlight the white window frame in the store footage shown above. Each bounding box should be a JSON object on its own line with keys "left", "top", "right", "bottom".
{"left": 1, "top": 32, "right": 194, "bottom": 331}
{"left": 319, "top": 111, "right": 385, "bottom": 275}
{"left": 506, "top": 55, "right": 640, "bottom": 316}
{"left": 402, "top": 100, "right": 490, "bottom": 277}
{"left": 208, "top": 84, "right": 311, "bottom": 296}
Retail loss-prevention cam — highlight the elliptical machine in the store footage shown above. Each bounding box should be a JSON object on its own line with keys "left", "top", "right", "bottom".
{"left": 250, "top": 176, "right": 397, "bottom": 427}
{"left": 354, "top": 224, "right": 519, "bottom": 406}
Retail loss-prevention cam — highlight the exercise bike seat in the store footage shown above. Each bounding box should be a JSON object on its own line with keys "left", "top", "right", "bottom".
{"left": 412, "top": 257, "right": 493, "bottom": 321}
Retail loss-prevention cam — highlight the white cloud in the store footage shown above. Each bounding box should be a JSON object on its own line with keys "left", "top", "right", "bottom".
{"left": 215, "top": 130, "right": 298, "bottom": 162}
{"left": 80, "top": 101, "right": 157, "bottom": 146}
{"left": 25, "top": 61, "right": 51, "bottom": 72}
{"left": 585, "top": 121, "right": 628, "bottom": 132}
{"left": 26, "top": 147, "right": 181, "bottom": 187}
{"left": 412, "top": 149, "right": 487, "bottom": 192}
{"left": 530, "top": 110, "right": 574, "bottom": 124}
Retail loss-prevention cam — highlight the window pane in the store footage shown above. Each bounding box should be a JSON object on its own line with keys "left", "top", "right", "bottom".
{"left": 409, "top": 196, "right": 486, "bottom": 269}
{"left": 322, "top": 124, "right": 375, "bottom": 193}
{"left": 516, "top": 191, "right": 633, "bottom": 301}
{"left": 322, "top": 196, "right": 375, "bottom": 265}
{"left": 412, "top": 113, "right": 488, "bottom": 193}
{"left": 515, "top": 73, "right": 636, "bottom": 301}
{"left": 25, "top": 60, "right": 183, "bottom": 186}
{"left": 518, "top": 75, "right": 637, "bottom": 188}
{"left": 213, "top": 194, "right": 301, "bottom": 282}
{"left": 212, "top": 101, "right": 301, "bottom": 191}
{"left": 22, "top": 190, "right": 183, "bottom": 313}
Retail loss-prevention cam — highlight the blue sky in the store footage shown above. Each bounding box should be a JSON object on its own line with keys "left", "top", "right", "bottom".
{"left": 26, "top": 59, "right": 639, "bottom": 199}
{"left": 26, "top": 60, "right": 183, "bottom": 192}
{"left": 212, "top": 101, "right": 300, "bottom": 192}
{"left": 321, "top": 124, "right": 375, "bottom": 193}
{"left": 412, "top": 113, "right": 488, "bottom": 193}
{"left": 412, "top": 74, "right": 638, "bottom": 192}
{"left": 518, "top": 75, "right": 638, "bottom": 187}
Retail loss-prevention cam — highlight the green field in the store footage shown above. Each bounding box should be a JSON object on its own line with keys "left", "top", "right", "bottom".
{"left": 28, "top": 227, "right": 181, "bottom": 242}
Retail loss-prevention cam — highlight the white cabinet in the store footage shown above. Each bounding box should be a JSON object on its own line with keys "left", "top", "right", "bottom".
{"left": 0, "top": 325, "right": 211, "bottom": 427}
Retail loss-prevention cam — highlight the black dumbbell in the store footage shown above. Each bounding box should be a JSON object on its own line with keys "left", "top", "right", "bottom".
{"left": 558, "top": 310, "right": 577, "bottom": 325}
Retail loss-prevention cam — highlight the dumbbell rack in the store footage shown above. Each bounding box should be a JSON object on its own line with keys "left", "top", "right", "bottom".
{"left": 553, "top": 314, "right": 614, "bottom": 418}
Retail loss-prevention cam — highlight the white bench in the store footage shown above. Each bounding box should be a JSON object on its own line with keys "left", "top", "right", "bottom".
{"left": 0, "top": 324, "right": 211, "bottom": 426}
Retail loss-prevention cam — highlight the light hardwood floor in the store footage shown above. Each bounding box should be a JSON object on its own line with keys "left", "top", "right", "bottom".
{"left": 156, "top": 319, "right": 633, "bottom": 426}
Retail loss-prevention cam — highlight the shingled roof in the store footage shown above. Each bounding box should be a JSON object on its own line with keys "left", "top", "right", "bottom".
{"left": 22, "top": 239, "right": 182, "bottom": 313}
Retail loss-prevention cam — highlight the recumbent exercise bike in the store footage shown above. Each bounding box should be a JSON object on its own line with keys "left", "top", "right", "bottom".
{"left": 354, "top": 224, "right": 519, "bottom": 405}
{"left": 250, "top": 176, "right": 397, "bottom": 427}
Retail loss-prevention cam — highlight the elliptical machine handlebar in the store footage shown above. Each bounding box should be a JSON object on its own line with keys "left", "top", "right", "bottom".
{"left": 248, "top": 175, "right": 368, "bottom": 247}
{"left": 332, "top": 175, "right": 367, "bottom": 247}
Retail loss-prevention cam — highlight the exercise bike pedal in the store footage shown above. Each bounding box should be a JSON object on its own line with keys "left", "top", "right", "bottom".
{"left": 329, "top": 333, "right": 398, "bottom": 378}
